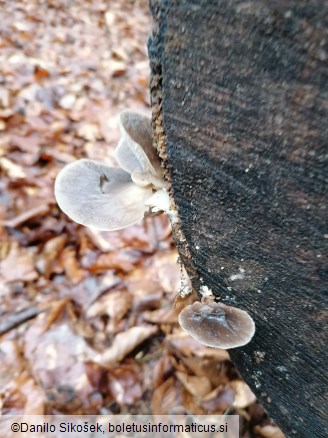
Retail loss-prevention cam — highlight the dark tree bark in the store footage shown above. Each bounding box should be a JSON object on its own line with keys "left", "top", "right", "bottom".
{"left": 148, "top": 1, "right": 328, "bottom": 437}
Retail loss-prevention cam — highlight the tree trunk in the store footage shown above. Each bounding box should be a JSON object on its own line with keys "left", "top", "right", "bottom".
{"left": 148, "top": 1, "right": 328, "bottom": 437}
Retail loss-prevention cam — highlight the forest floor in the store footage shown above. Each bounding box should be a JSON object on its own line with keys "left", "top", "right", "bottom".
{"left": 0, "top": 1, "right": 284, "bottom": 437}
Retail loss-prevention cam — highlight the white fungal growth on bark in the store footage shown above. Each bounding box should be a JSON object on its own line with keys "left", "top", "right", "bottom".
{"left": 230, "top": 268, "right": 246, "bottom": 281}
{"left": 199, "top": 285, "right": 214, "bottom": 298}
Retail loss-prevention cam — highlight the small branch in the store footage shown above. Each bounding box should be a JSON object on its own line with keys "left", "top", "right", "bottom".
{"left": 0, "top": 307, "right": 43, "bottom": 335}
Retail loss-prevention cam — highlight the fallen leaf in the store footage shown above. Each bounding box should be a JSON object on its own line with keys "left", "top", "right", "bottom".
{"left": 34, "top": 65, "right": 50, "bottom": 81}
{"left": 60, "top": 247, "right": 85, "bottom": 284}
{"left": 0, "top": 340, "right": 24, "bottom": 389}
{"left": 142, "top": 307, "right": 180, "bottom": 324}
{"left": 24, "top": 317, "right": 96, "bottom": 411}
{"left": 152, "top": 354, "right": 175, "bottom": 389}
{"left": 108, "top": 364, "right": 143, "bottom": 405}
{"left": 254, "top": 424, "right": 286, "bottom": 438}
{"left": 201, "top": 386, "right": 235, "bottom": 413}
{"left": 93, "top": 325, "right": 157, "bottom": 367}
{"left": 87, "top": 249, "right": 141, "bottom": 274}
{"left": 19, "top": 372, "right": 46, "bottom": 415}
{"left": 86, "top": 290, "right": 132, "bottom": 323}
{"left": 69, "top": 272, "right": 121, "bottom": 309}
{"left": 231, "top": 380, "right": 257, "bottom": 409}
{"left": 2, "top": 371, "right": 46, "bottom": 415}
{"left": 0, "top": 242, "right": 38, "bottom": 283}
{"left": 151, "top": 377, "right": 183, "bottom": 415}
{"left": 42, "top": 299, "right": 71, "bottom": 332}
{"left": 176, "top": 372, "right": 212, "bottom": 399}
{"left": 126, "top": 250, "right": 180, "bottom": 307}
{"left": 35, "top": 235, "right": 67, "bottom": 277}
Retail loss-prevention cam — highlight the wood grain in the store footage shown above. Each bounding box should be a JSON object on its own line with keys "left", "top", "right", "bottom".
{"left": 148, "top": 1, "right": 328, "bottom": 436}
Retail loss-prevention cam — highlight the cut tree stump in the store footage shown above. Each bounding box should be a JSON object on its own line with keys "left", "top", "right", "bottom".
{"left": 148, "top": 1, "right": 327, "bottom": 437}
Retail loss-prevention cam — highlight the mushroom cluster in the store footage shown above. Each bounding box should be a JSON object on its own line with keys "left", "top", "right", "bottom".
{"left": 55, "top": 113, "right": 255, "bottom": 349}
{"left": 54, "top": 111, "right": 170, "bottom": 231}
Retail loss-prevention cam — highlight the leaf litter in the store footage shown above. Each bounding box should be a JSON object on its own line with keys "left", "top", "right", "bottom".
{"left": 0, "top": 0, "right": 284, "bottom": 436}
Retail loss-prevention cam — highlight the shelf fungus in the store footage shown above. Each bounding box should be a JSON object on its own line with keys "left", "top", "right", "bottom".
{"left": 54, "top": 110, "right": 170, "bottom": 231}
{"left": 178, "top": 299, "right": 255, "bottom": 349}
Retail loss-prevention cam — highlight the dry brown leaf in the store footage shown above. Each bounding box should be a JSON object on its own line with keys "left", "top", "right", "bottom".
{"left": 116, "top": 222, "right": 161, "bottom": 252}
{"left": 69, "top": 272, "right": 121, "bottom": 309}
{"left": 24, "top": 318, "right": 96, "bottom": 411}
{"left": 254, "top": 424, "right": 286, "bottom": 438}
{"left": 108, "top": 364, "right": 143, "bottom": 405}
{"left": 86, "top": 290, "right": 132, "bottom": 323}
{"left": 60, "top": 247, "right": 85, "bottom": 284}
{"left": 125, "top": 250, "right": 180, "bottom": 309}
{"left": 0, "top": 242, "right": 38, "bottom": 283}
{"left": 194, "top": 346, "right": 230, "bottom": 360}
{"left": 2, "top": 371, "right": 46, "bottom": 415}
{"left": 88, "top": 249, "right": 141, "bottom": 274}
{"left": 10, "top": 134, "right": 41, "bottom": 154}
{"left": 0, "top": 340, "right": 24, "bottom": 389}
{"left": 93, "top": 325, "right": 157, "bottom": 367}
{"left": 151, "top": 250, "right": 181, "bottom": 294}
{"left": 201, "top": 385, "right": 235, "bottom": 413}
{"left": 142, "top": 306, "right": 180, "bottom": 324}
{"left": 34, "top": 65, "right": 50, "bottom": 81}
{"left": 152, "top": 354, "right": 175, "bottom": 389}
{"left": 84, "top": 362, "right": 107, "bottom": 393}
{"left": 42, "top": 299, "right": 71, "bottom": 332}
{"left": 35, "top": 235, "right": 67, "bottom": 277}
{"left": 231, "top": 380, "right": 257, "bottom": 408}
{"left": 176, "top": 371, "right": 212, "bottom": 399}
{"left": 126, "top": 267, "right": 163, "bottom": 303}
{"left": 151, "top": 377, "right": 183, "bottom": 415}
{"left": 18, "top": 372, "right": 46, "bottom": 415}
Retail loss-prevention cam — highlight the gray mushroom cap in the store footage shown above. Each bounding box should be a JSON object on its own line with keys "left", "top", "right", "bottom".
{"left": 115, "top": 137, "right": 144, "bottom": 175}
{"left": 178, "top": 301, "right": 255, "bottom": 349}
{"left": 116, "top": 110, "right": 162, "bottom": 177}
{"left": 54, "top": 159, "right": 152, "bottom": 231}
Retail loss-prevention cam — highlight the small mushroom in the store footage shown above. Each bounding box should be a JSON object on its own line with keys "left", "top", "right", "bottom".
{"left": 116, "top": 110, "right": 162, "bottom": 177}
{"left": 178, "top": 300, "right": 255, "bottom": 349}
{"left": 54, "top": 159, "right": 152, "bottom": 231}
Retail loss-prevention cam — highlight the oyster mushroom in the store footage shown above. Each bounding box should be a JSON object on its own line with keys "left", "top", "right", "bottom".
{"left": 117, "top": 110, "right": 162, "bottom": 177}
{"left": 54, "top": 159, "right": 153, "bottom": 231}
{"left": 54, "top": 111, "right": 170, "bottom": 230}
{"left": 178, "top": 300, "right": 255, "bottom": 349}
{"left": 115, "top": 111, "right": 167, "bottom": 190}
